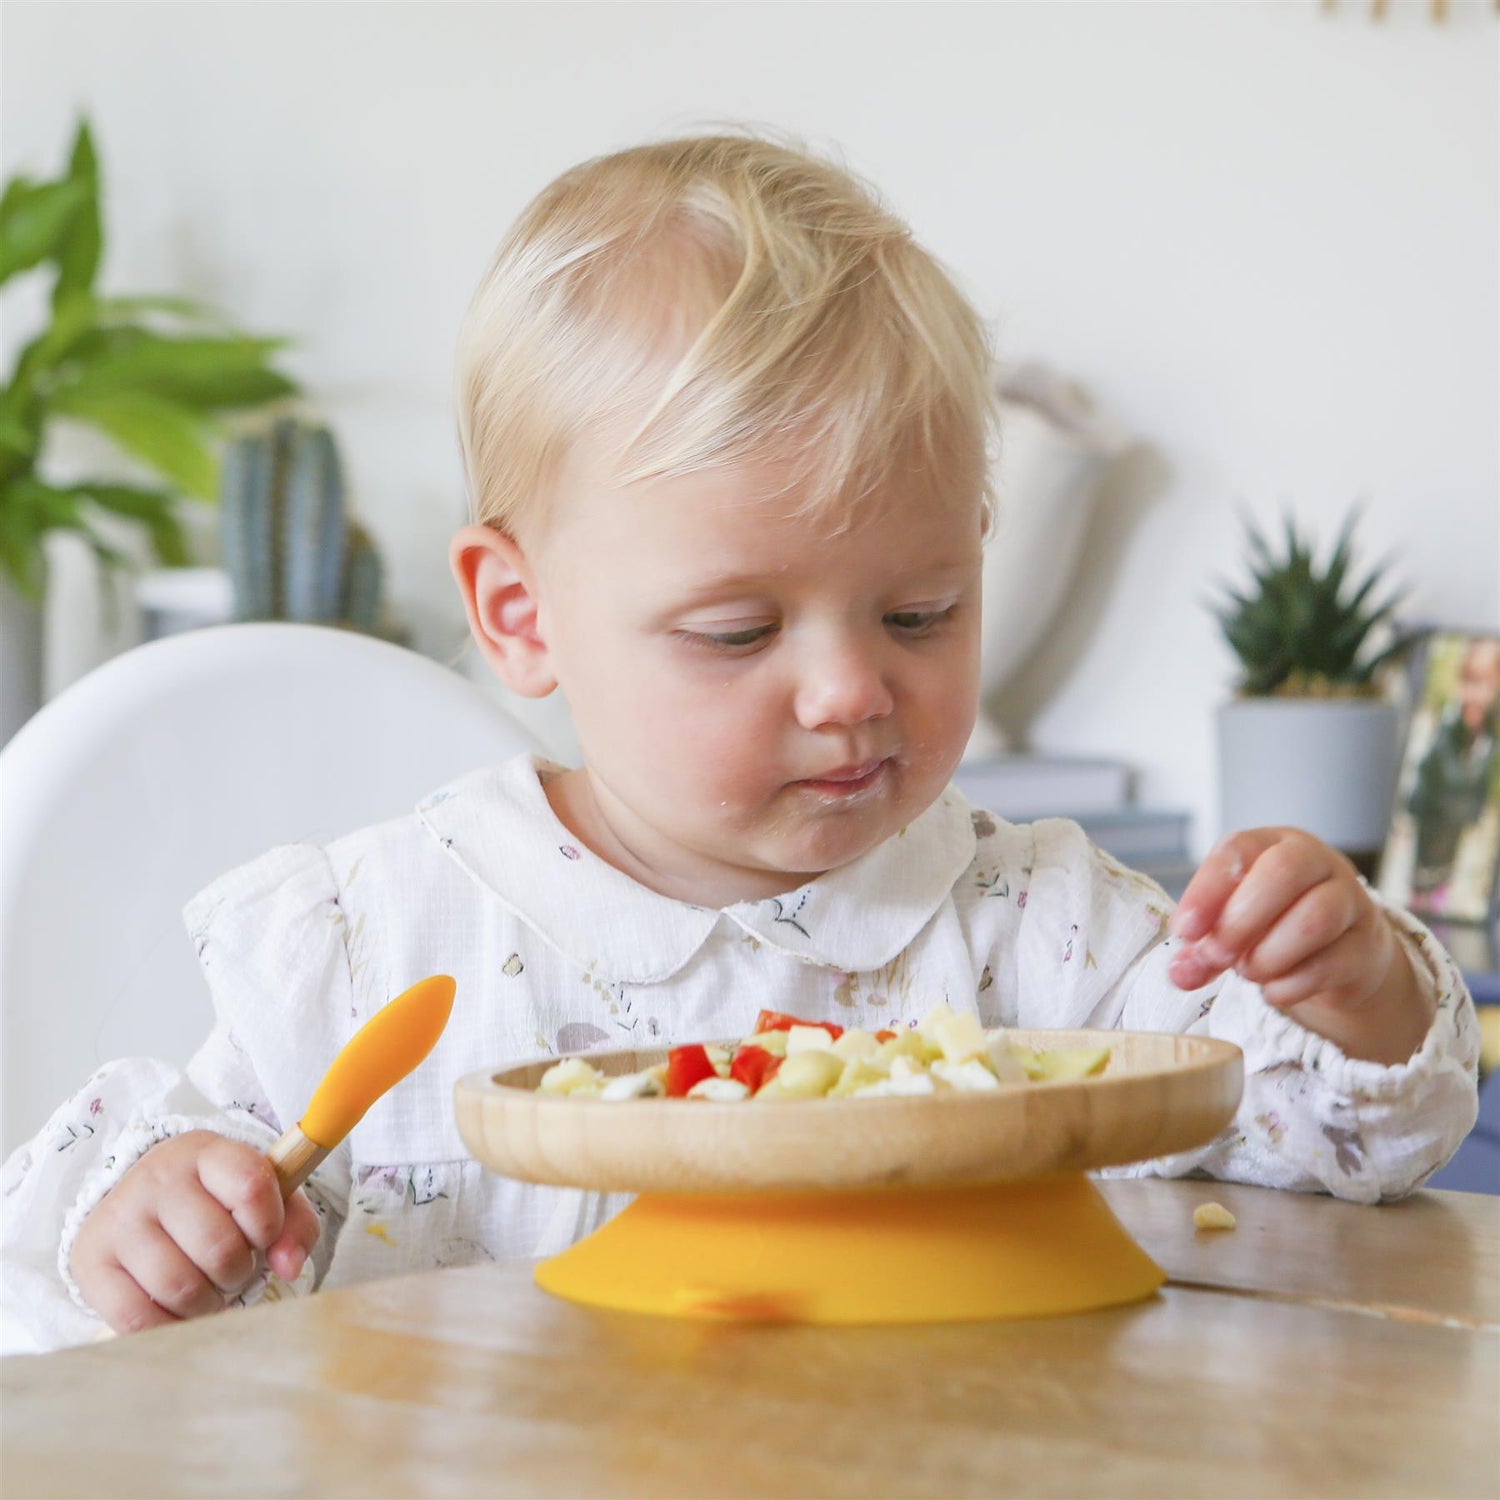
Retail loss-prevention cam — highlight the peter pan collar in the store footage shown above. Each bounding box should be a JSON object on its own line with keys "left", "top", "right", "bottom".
{"left": 417, "top": 753, "right": 977, "bottom": 985}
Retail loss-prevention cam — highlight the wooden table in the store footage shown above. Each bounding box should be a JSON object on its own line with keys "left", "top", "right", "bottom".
{"left": 3, "top": 1180, "right": 1496, "bottom": 1499}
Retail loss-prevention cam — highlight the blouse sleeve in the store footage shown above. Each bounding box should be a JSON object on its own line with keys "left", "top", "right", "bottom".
{"left": 1107, "top": 897, "right": 1481, "bottom": 1201}
{"left": 1015, "top": 822, "right": 1485, "bottom": 1202}
{"left": 0, "top": 844, "right": 354, "bottom": 1351}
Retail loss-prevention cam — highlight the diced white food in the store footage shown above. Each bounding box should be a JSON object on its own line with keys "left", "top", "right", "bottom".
{"left": 916, "top": 1001, "right": 957, "bottom": 1039}
{"left": 538, "top": 1057, "right": 604, "bottom": 1095}
{"left": 786, "top": 1025, "right": 836, "bottom": 1055}
{"left": 931, "top": 1058, "right": 1001, "bottom": 1092}
{"left": 830, "top": 1028, "right": 881, "bottom": 1062}
{"left": 686, "top": 1076, "right": 751, "bottom": 1102}
{"left": 773, "top": 1050, "right": 845, "bottom": 1098}
{"left": 930, "top": 1010, "right": 988, "bottom": 1064}
{"left": 739, "top": 1028, "right": 788, "bottom": 1057}
{"left": 873, "top": 1056, "right": 944, "bottom": 1095}
{"left": 982, "top": 1033, "right": 1029, "bottom": 1084}
{"left": 848, "top": 1061, "right": 939, "bottom": 1099}
{"left": 705, "top": 1043, "right": 734, "bottom": 1077}
{"left": 600, "top": 1070, "right": 664, "bottom": 1101}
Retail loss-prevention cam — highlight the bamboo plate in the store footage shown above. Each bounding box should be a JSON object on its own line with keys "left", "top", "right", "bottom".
{"left": 454, "top": 1028, "right": 1243, "bottom": 1194}
{"left": 454, "top": 1029, "right": 1244, "bottom": 1325}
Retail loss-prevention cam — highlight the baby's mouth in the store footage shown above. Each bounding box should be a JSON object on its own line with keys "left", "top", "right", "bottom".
{"left": 793, "top": 757, "right": 892, "bottom": 798}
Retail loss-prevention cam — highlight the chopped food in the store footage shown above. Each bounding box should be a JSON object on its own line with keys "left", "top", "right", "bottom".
{"left": 534, "top": 1006, "right": 1111, "bottom": 1102}
{"left": 665, "top": 1044, "right": 717, "bottom": 1098}
{"left": 755, "top": 1009, "right": 843, "bottom": 1040}
{"left": 728, "top": 1044, "right": 781, "bottom": 1093}
{"left": 1193, "top": 1202, "right": 1237, "bottom": 1232}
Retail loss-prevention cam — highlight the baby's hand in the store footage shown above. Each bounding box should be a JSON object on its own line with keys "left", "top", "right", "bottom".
{"left": 1167, "top": 828, "right": 1433, "bottom": 1064}
{"left": 69, "top": 1129, "right": 320, "bottom": 1335}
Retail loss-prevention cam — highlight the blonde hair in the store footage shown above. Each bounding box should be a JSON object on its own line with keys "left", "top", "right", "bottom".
{"left": 455, "top": 130, "right": 998, "bottom": 538}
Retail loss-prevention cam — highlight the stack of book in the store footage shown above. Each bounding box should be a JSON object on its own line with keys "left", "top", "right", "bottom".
{"left": 952, "top": 754, "right": 1195, "bottom": 897}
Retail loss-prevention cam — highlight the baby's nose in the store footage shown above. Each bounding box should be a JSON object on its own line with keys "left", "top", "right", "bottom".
{"left": 792, "top": 642, "right": 895, "bottom": 729}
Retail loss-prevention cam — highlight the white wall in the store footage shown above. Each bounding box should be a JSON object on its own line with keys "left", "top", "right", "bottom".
{"left": 4, "top": 0, "right": 1496, "bottom": 853}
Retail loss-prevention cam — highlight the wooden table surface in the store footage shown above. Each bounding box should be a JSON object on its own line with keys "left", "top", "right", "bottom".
{"left": 3, "top": 1179, "right": 1496, "bottom": 1499}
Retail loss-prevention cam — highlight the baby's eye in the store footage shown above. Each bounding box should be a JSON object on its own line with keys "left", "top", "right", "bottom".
{"left": 678, "top": 624, "right": 779, "bottom": 652}
{"left": 885, "top": 606, "right": 956, "bottom": 635}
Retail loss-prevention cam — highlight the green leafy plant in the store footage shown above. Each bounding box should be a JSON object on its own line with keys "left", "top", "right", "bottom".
{"left": 1210, "top": 508, "right": 1406, "bottom": 698}
{"left": 0, "top": 117, "right": 299, "bottom": 598}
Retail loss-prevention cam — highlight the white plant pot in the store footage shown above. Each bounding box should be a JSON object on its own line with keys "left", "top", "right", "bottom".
{"left": 1216, "top": 697, "right": 1401, "bottom": 853}
{"left": 0, "top": 571, "right": 43, "bottom": 748}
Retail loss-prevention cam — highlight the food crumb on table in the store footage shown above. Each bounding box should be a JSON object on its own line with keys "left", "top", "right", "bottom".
{"left": 1194, "top": 1202, "right": 1237, "bottom": 1232}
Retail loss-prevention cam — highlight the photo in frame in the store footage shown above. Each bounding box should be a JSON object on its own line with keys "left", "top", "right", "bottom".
{"left": 1378, "top": 631, "right": 1500, "bottom": 925}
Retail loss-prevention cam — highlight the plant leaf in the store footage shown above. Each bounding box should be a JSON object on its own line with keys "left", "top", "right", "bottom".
{"left": 0, "top": 178, "right": 91, "bottom": 286}
{"left": 69, "top": 481, "right": 190, "bottom": 566}
{"left": 56, "top": 330, "right": 298, "bottom": 411}
{"left": 93, "top": 294, "right": 227, "bottom": 327}
{"left": 51, "top": 119, "right": 102, "bottom": 309}
{"left": 50, "top": 388, "right": 218, "bottom": 498}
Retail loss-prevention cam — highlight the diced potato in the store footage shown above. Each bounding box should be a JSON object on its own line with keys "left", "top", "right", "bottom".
{"left": 768, "top": 1050, "right": 845, "bottom": 1098}
{"left": 856, "top": 1057, "right": 939, "bottom": 1097}
{"left": 931, "top": 1058, "right": 1001, "bottom": 1092}
{"left": 916, "top": 1000, "right": 957, "bottom": 1037}
{"left": 829, "top": 1058, "right": 890, "bottom": 1097}
{"left": 705, "top": 1043, "right": 734, "bottom": 1077}
{"left": 687, "top": 1076, "right": 751, "bottom": 1102}
{"left": 830, "top": 1028, "right": 881, "bottom": 1063}
{"left": 931, "top": 1010, "right": 987, "bottom": 1064}
{"left": 740, "top": 1028, "right": 788, "bottom": 1057}
{"left": 538, "top": 1058, "right": 604, "bottom": 1095}
{"left": 1029, "top": 1046, "right": 1111, "bottom": 1082}
{"left": 878, "top": 1029, "right": 941, "bottom": 1066}
{"left": 600, "top": 1069, "right": 664, "bottom": 1101}
{"left": 1010, "top": 1046, "right": 1046, "bottom": 1081}
{"left": 1193, "top": 1202, "right": 1237, "bottom": 1232}
{"left": 982, "top": 1033, "right": 1029, "bottom": 1084}
{"left": 786, "top": 1025, "right": 836, "bottom": 1055}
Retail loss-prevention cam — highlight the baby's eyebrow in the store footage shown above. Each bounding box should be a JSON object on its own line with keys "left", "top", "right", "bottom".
{"left": 673, "top": 572, "right": 777, "bottom": 604}
{"left": 673, "top": 558, "right": 976, "bottom": 604}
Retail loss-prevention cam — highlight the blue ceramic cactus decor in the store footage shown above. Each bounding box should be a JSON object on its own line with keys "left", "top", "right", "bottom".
{"left": 220, "top": 417, "right": 387, "bottom": 635}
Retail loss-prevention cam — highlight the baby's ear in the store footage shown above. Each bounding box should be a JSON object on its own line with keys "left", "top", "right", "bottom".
{"left": 449, "top": 524, "right": 557, "bottom": 697}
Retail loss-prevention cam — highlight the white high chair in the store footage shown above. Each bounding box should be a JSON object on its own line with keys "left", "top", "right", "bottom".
{"left": 0, "top": 623, "right": 541, "bottom": 1159}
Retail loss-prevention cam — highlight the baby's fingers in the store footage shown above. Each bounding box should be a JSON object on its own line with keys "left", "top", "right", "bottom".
{"left": 1257, "top": 917, "right": 1381, "bottom": 1010}
{"left": 1170, "top": 829, "right": 1286, "bottom": 942}
{"left": 77, "top": 1258, "right": 182, "bottom": 1337}
{"left": 195, "top": 1137, "right": 287, "bottom": 1251}
{"left": 115, "top": 1222, "right": 227, "bottom": 1325}
{"left": 1232, "top": 876, "right": 1365, "bottom": 989}
{"left": 267, "top": 1189, "right": 320, "bottom": 1284}
{"left": 158, "top": 1191, "right": 258, "bottom": 1298}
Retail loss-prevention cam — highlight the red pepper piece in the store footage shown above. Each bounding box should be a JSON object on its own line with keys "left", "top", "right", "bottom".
{"left": 729, "top": 1044, "right": 779, "bottom": 1093}
{"left": 874, "top": 1029, "right": 897, "bottom": 1043}
{"left": 665, "top": 1043, "right": 717, "bottom": 1098}
{"left": 753, "top": 1009, "right": 843, "bottom": 1040}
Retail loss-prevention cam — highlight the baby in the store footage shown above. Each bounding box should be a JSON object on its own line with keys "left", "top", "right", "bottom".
{"left": 1, "top": 132, "right": 1479, "bottom": 1349}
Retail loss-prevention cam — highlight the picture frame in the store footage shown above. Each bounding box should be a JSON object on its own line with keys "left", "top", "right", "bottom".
{"left": 1378, "top": 630, "right": 1500, "bottom": 925}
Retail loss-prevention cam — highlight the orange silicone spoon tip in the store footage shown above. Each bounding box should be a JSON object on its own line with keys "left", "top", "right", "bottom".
{"left": 299, "top": 974, "right": 456, "bottom": 1149}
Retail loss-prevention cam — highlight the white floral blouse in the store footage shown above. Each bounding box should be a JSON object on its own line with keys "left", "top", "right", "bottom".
{"left": 1, "top": 753, "right": 1481, "bottom": 1349}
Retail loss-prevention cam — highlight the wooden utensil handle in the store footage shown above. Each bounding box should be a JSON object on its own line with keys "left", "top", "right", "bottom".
{"left": 267, "top": 1125, "right": 331, "bottom": 1199}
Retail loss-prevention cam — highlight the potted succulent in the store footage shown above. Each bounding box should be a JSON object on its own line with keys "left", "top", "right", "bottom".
{"left": 1211, "top": 508, "right": 1407, "bottom": 859}
{"left": 0, "top": 117, "right": 298, "bottom": 742}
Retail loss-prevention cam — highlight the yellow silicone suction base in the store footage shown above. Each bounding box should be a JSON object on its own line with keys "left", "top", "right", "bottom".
{"left": 535, "top": 1173, "right": 1164, "bottom": 1324}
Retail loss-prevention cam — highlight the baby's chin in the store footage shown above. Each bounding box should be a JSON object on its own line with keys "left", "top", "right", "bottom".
{"left": 740, "top": 808, "right": 906, "bottom": 882}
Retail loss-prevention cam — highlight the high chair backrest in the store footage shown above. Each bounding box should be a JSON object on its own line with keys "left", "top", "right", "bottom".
{"left": 0, "top": 623, "right": 541, "bottom": 1156}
